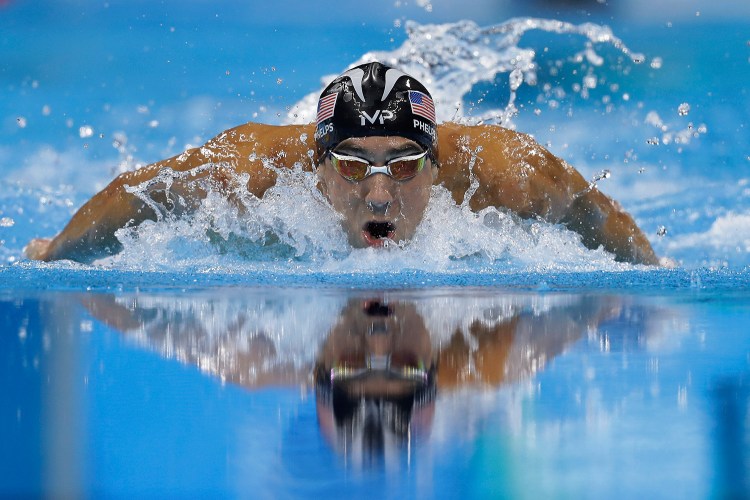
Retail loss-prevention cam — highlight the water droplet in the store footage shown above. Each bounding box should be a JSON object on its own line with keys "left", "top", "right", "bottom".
{"left": 148, "top": 120, "right": 159, "bottom": 128}
{"left": 42, "top": 105, "right": 51, "bottom": 116}
{"left": 0, "top": 217, "right": 15, "bottom": 227}
{"left": 79, "top": 125, "right": 94, "bottom": 138}
{"left": 506, "top": 69, "right": 523, "bottom": 91}
{"left": 591, "top": 169, "right": 611, "bottom": 183}
{"left": 16, "top": 117, "right": 27, "bottom": 128}
{"left": 276, "top": 78, "right": 283, "bottom": 85}
{"left": 678, "top": 102, "right": 690, "bottom": 116}
{"left": 647, "top": 137, "right": 660, "bottom": 145}
{"left": 650, "top": 57, "right": 663, "bottom": 69}
{"left": 657, "top": 226, "right": 667, "bottom": 236}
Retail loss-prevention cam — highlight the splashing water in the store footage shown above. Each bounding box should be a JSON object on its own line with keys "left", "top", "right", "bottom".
{"left": 100, "top": 158, "right": 625, "bottom": 273}
{"left": 287, "top": 18, "right": 645, "bottom": 127}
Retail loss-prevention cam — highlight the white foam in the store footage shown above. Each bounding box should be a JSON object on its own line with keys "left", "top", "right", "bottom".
{"left": 97, "top": 157, "right": 629, "bottom": 273}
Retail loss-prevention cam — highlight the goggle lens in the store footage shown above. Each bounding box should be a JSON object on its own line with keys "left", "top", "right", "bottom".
{"left": 389, "top": 156, "right": 425, "bottom": 180}
{"left": 331, "top": 352, "right": 428, "bottom": 382}
{"left": 330, "top": 151, "right": 427, "bottom": 182}
{"left": 334, "top": 156, "right": 369, "bottom": 181}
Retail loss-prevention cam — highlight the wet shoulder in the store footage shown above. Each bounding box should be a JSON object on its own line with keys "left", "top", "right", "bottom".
{"left": 435, "top": 122, "right": 583, "bottom": 215}
{"left": 208, "top": 122, "right": 318, "bottom": 172}
{"left": 435, "top": 123, "right": 539, "bottom": 205}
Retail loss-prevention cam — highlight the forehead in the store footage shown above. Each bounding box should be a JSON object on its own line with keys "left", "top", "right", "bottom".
{"left": 334, "top": 136, "right": 421, "bottom": 154}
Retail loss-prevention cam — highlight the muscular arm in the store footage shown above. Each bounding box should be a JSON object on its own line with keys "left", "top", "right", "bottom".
{"left": 436, "top": 123, "right": 659, "bottom": 265}
{"left": 26, "top": 123, "right": 315, "bottom": 262}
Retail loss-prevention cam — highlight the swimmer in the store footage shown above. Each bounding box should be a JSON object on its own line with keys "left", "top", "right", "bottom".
{"left": 25, "top": 61, "right": 659, "bottom": 265}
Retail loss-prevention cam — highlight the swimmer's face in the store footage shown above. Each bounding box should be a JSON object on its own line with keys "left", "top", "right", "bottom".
{"left": 316, "top": 136, "right": 437, "bottom": 248}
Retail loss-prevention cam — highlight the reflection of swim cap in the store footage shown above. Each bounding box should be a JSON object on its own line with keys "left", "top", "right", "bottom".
{"left": 314, "top": 61, "right": 439, "bottom": 165}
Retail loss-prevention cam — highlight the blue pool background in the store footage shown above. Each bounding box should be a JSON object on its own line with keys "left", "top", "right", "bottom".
{"left": 2, "top": 0, "right": 750, "bottom": 497}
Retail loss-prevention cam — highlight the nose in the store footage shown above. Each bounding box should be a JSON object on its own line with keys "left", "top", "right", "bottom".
{"left": 364, "top": 175, "right": 395, "bottom": 216}
{"left": 367, "top": 200, "right": 391, "bottom": 215}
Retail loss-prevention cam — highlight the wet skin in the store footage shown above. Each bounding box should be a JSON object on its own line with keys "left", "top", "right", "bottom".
{"left": 316, "top": 136, "right": 438, "bottom": 248}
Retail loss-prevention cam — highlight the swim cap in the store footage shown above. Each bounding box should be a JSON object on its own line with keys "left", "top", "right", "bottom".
{"left": 314, "top": 61, "right": 439, "bottom": 165}
{"left": 314, "top": 364, "right": 436, "bottom": 456}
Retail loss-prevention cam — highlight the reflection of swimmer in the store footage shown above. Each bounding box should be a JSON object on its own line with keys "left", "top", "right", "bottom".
{"left": 26, "top": 62, "right": 659, "bottom": 265}
{"left": 314, "top": 300, "right": 437, "bottom": 461}
{"left": 79, "top": 291, "right": 627, "bottom": 460}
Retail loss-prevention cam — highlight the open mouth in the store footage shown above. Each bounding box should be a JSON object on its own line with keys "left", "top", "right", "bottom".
{"left": 362, "top": 221, "right": 396, "bottom": 247}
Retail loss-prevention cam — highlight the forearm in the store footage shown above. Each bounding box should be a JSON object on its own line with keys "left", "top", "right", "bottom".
{"left": 32, "top": 157, "right": 200, "bottom": 262}
{"left": 561, "top": 188, "right": 659, "bottom": 265}
{"left": 40, "top": 176, "right": 157, "bottom": 262}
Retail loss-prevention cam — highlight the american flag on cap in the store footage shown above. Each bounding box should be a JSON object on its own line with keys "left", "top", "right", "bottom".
{"left": 316, "top": 93, "right": 338, "bottom": 125}
{"left": 409, "top": 90, "right": 436, "bottom": 123}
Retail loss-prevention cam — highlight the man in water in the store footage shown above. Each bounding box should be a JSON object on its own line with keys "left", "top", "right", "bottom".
{"left": 25, "top": 61, "right": 659, "bottom": 265}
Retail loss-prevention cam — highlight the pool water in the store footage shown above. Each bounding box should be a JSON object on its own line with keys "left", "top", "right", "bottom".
{"left": 3, "top": 287, "right": 750, "bottom": 497}
{"left": 1, "top": 0, "right": 750, "bottom": 496}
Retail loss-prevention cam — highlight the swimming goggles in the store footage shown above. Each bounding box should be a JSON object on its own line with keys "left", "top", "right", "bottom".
{"left": 329, "top": 352, "right": 429, "bottom": 384}
{"left": 328, "top": 150, "right": 428, "bottom": 182}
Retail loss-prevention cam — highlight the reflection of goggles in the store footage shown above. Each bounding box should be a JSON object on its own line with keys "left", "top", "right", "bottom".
{"left": 328, "top": 150, "right": 428, "bottom": 182}
{"left": 328, "top": 352, "right": 429, "bottom": 384}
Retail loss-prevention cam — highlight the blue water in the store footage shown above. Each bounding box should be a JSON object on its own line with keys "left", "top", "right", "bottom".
{"left": 2, "top": 0, "right": 750, "bottom": 496}
{"left": 3, "top": 287, "right": 750, "bottom": 497}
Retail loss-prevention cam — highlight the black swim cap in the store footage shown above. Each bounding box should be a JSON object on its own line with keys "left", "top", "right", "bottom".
{"left": 314, "top": 61, "right": 439, "bottom": 165}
